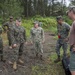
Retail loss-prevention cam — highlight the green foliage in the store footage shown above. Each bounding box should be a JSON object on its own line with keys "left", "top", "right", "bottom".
{"left": 63, "top": 16, "right": 72, "bottom": 25}
{"left": 22, "top": 16, "right": 72, "bottom": 37}
{"left": 32, "top": 16, "right": 57, "bottom": 29}
{"left": 0, "top": 0, "right": 23, "bottom": 20}
{"left": 0, "top": 16, "right": 71, "bottom": 37}
{"left": 22, "top": 16, "right": 57, "bottom": 37}
{"left": 22, "top": 19, "right": 33, "bottom": 37}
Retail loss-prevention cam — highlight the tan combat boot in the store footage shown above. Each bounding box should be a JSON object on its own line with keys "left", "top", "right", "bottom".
{"left": 9, "top": 46, "right": 12, "bottom": 49}
{"left": 40, "top": 55, "right": 44, "bottom": 61}
{"left": 13, "top": 61, "right": 17, "bottom": 70}
{"left": 18, "top": 59, "right": 24, "bottom": 64}
{"left": 8, "top": 61, "right": 13, "bottom": 65}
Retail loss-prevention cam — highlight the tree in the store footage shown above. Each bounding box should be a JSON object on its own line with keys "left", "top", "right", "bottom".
{"left": 69, "top": 0, "right": 75, "bottom": 5}
{"left": 0, "top": 0, "right": 69, "bottom": 18}
{"left": 0, "top": 0, "right": 23, "bottom": 21}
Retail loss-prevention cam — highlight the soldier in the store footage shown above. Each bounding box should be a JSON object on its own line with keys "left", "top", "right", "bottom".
{"left": 54, "top": 16, "right": 70, "bottom": 63}
{"left": 38, "top": 22, "right": 42, "bottom": 27}
{"left": 30, "top": 21, "right": 45, "bottom": 60}
{"left": 2, "top": 16, "right": 15, "bottom": 49}
{"left": 10, "top": 18, "right": 27, "bottom": 70}
{"left": 0, "top": 26, "right": 6, "bottom": 62}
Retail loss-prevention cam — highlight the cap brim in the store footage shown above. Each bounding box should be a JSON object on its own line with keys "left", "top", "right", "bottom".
{"left": 10, "top": 17, "right": 13, "bottom": 19}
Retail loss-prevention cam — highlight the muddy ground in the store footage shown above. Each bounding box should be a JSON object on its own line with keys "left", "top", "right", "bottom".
{"left": 0, "top": 31, "right": 66, "bottom": 75}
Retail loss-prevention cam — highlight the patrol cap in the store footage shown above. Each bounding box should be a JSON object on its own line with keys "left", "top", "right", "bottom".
{"left": 33, "top": 21, "right": 39, "bottom": 24}
{"left": 10, "top": 16, "right": 13, "bottom": 19}
{"left": 56, "top": 16, "right": 63, "bottom": 21}
{"left": 38, "top": 22, "right": 42, "bottom": 27}
{"left": 16, "top": 18, "right": 21, "bottom": 22}
{"left": 67, "top": 6, "right": 75, "bottom": 15}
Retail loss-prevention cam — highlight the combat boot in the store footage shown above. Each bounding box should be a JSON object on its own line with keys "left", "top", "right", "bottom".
{"left": 13, "top": 62, "right": 17, "bottom": 71}
{"left": 34, "top": 53, "right": 39, "bottom": 59}
{"left": 9, "top": 46, "right": 12, "bottom": 49}
{"left": 18, "top": 56, "right": 24, "bottom": 64}
{"left": 18, "top": 59, "right": 24, "bottom": 64}
{"left": 54, "top": 56, "right": 61, "bottom": 63}
{"left": 8, "top": 61, "right": 13, "bottom": 65}
{"left": 40, "top": 55, "right": 44, "bottom": 61}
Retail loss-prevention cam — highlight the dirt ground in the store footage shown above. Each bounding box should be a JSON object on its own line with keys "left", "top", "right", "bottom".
{"left": 0, "top": 31, "right": 65, "bottom": 75}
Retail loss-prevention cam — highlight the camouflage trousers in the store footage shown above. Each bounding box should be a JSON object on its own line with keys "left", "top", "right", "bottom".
{"left": 33, "top": 41, "right": 43, "bottom": 55}
{"left": 7, "top": 31, "right": 12, "bottom": 46}
{"left": 11, "top": 43, "right": 24, "bottom": 62}
{"left": 0, "top": 38, "right": 3, "bottom": 57}
{"left": 55, "top": 39, "right": 68, "bottom": 58}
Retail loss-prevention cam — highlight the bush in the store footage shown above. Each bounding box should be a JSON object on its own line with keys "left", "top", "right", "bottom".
{"left": 63, "top": 16, "right": 72, "bottom": 25}
{"left": 22, "top": 16, "right": 57, "bottom": 37}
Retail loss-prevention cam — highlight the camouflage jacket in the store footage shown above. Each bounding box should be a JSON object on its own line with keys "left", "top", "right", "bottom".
{"left": 2, "top": 21, "right": 15, "bottom": 32}
{"left": 30, "top": 27, "right": 45, "bottom": 42}
{"left": 0, "top": 27, "right": 2, "bottom": 39}
{"left": 11, "top": 25, "right": 26, "bottom": 44}
{"left": 57, "top": 22, "right": 70, "bottom": 39}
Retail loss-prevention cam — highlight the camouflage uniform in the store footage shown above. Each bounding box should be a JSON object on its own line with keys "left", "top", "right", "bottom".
{"left": 30, "top": 27, "right": 44, "bottom": 56}
{"left": 56, "top": 22, "right": 70, "bottom": 58}
{"left": 2, "top": 21, "right": 15, "bottom": 46}
{"left": 38, "top": 22, "right": 42, "bottom": 27}
{"left": 0, "top": 27, "right": 4, "bottom": 60}
{"left": 11, "top": 25, "right": 26, "bottom": 61}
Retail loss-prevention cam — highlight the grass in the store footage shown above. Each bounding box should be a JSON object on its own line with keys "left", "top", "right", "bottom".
{"left": 31, "top": 49, "right": 70, "bottom": 75}
{"left": 31, "top": 54, "right": 65, "bottom": 75}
